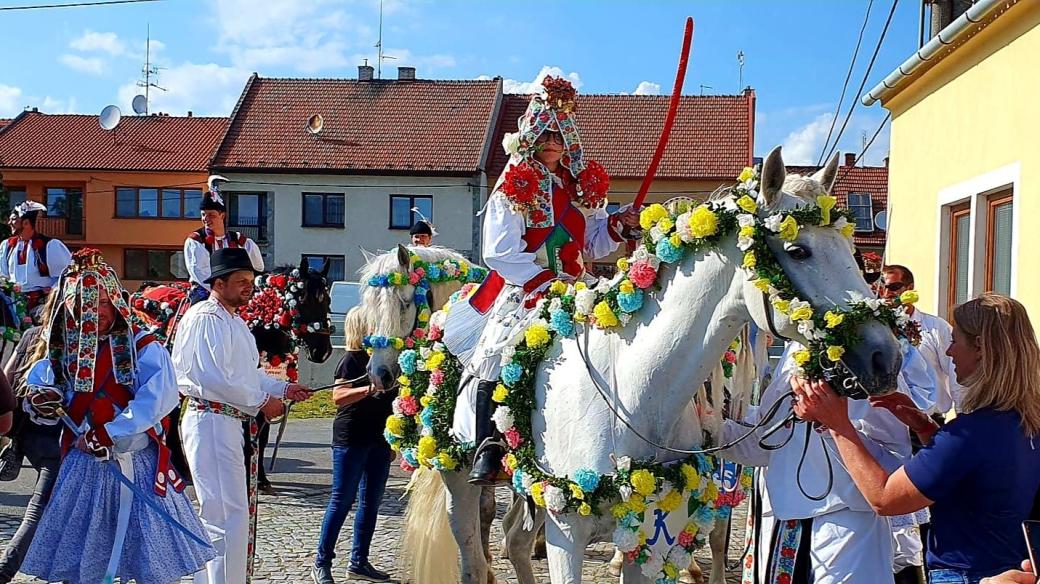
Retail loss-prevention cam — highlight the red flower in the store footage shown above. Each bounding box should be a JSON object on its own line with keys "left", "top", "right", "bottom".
{"left": 500, "top": 162, "right": 543, "bottom": 211}
{"left": 542, "top": 76, "right": 576, "bottom": 108}
{"left": 81, "top": 321, "right": 97, "bottom": 333}
{"left": 77, "top": 366, "right": 92, "bottom": 379}
{"left": 82, "top": 275, "right": 98, "bottom": 287}
{"left": 577, "top": 160, "right": 610, "bottom": 208}
{"left": 270, "top": 355, "right": 282, "bottom": 367}
{"left": 529, "top": 209, "right": 548, "bottom": 224}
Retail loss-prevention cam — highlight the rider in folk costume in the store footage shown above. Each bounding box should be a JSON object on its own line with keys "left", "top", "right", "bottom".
{"left": 172, "top": 247, "right": 312, "bottom": 584}
{"left": 19, "top": 249, "right": 214, "bottom": 584}
{"left": 0, "top": 201, "right": 73, "bottom": 315}
{"left": 409, "top": 217, "right": 435, "bottom": 247}
{"left": 184, "top": 176, "right": 265, "bottom": 305}
{"left": 445, "top": 76, "right": 641, "bottom": 485}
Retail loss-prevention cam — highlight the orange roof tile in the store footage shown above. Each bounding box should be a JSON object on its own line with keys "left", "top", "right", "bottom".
{"left": 788, "top": 161, "right": 888, "bottom": 247}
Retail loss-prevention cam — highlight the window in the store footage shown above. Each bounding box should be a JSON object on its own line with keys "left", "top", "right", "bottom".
{"left": 7, "top": 189, "right": 27, "bottom": 210}
{"left": 847, "top": 193, "right": 874, "bottom": 232}
{"left": 389, "top": 195, "right": 432, "bottom": 229}
{"left": 228, "top": 193, "right": 268, "bottom": 242}
{"left": 124, "top": 248, "right": 179, "bottom": 280}
{"left": 985, "top": 191, "right": 1013, "bottom": 296}
{"left": 116, "top": 187, "right": 202, "bottom": 219}
{"left": 302, "top": 254, "right": 345, "bottom": 283}
{"left": 302, "top": 193, "right": 345, "bottom": 228}
{"left": 46, "top": 187, "right": 82, "bottom": 219}
{"left": 947, "top": 202, "right": 971, "bottom": 317}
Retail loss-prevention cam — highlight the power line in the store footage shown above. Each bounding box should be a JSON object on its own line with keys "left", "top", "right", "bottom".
{"left": 818, "top": 0, "right": 875, "bottom": 167}
{"left": 823, "top": 0, "right": 899, "bottom": 164}
{"left": 836, "top": 112, "right": 890, "bottom": 183}
{"left": 0, "top": 0, "right": 159, "bottom": 11}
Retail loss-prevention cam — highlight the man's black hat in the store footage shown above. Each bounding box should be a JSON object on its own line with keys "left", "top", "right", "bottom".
{"left": 409, "top": 220, "right": 433, "bottom": 236}
{"left": 205, "top": 248, "right": 259, "bottom": 284}
{"left": 200, "top": 191, "right": 226, "bottom": 213}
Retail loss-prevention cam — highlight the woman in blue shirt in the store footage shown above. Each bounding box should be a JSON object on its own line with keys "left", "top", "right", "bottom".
{"left": 792, "top": 293, "right": 1040, "bottom": 584}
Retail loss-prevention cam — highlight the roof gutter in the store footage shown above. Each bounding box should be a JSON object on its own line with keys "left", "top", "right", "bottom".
{"left": 861, "top": 0, "right": 1012, "bottom": 106}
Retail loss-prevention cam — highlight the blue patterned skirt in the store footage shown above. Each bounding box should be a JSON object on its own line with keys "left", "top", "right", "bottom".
{"left": 21, "top": 444, "right": 215, "bottom": 584}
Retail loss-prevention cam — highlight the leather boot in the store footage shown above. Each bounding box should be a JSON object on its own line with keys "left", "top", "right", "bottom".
{"left": 894, "top": 565, "right": 925, "bottom": 584}
{"left": 468, "top": 380, "right": 509, "bottom": 486}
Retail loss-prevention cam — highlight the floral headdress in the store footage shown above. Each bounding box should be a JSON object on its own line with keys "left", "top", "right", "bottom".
{"left": 46, "top": 248, "right": 139, "bottom": 392}
{"left": 497, "top": 76, "right": 610, "bottom": 228}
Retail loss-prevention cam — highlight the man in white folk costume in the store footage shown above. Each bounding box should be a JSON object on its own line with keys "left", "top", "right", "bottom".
{"left": 183, "top": 176, "right": 265, "bottom": 305}
{"left": 0, "top": 201, "right": 73, "bottom": 316}
{"left": 173, "top": 247, "right": 313, "bottom": 584}
{"left": 409, "top": 217, "right": 435, "bottom": 247}
{"left": 444, "top": 75, "right": 641, "bottom": 485}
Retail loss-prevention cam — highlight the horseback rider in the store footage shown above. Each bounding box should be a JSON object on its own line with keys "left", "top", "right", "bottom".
{"left": 444, "top": 76, "right": 641, "bottom": 485}
{"left": 0, "top": 201, "right": 73, "bottom": 317}
{"left": 409, "top": 219, "right": 435, "bottom": 247}
{"left": 183, "top": 176, "right": 264, "bottom": 305}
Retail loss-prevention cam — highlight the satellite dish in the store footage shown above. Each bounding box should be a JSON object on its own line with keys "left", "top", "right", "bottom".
{"left": 131, "top": 94, "right": 148, "bottom": 115}
{"left": 306, "top": 114, "right": 324, "bottom": 135}
{"left": 874, "top": 210, "right": 888, "bottom": 231}
{"left": 99, "top": 105, "right": 121, "bottom": 131}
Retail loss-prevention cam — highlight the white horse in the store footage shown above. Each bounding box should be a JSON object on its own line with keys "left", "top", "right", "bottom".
{"left": 364, "top": 147, "right": 903, "bottom": 584}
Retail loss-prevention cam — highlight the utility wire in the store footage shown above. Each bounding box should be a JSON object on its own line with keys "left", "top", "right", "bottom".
{"left": 836, "top": 112, "right": 890, "bottom": 183}
{"left": 818, "top": 0, "right": 875, "bottom": 167}
{"left": 823, "top": 0, "right": 900, "bottom": 165}
{"left": 0, "top": 0, "right": 159, "bottom": 10}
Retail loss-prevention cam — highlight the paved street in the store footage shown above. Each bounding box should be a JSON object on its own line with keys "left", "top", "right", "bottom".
{"left": 1, "top": 419, "right": 747, "bottom": 583}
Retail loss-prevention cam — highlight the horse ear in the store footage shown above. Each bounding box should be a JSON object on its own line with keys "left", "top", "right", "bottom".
{"left": 299, "top": 257, "right": 310, "bottom": 273}
{"left": 359, "top": 246, "right": 377, "bottom": 266}
{"left": 758, "top": 146, "right": 787, "bottom": 211}
{"left": 396, "top": 244, "right": 410, "bottom": 269}
{"left": 812, "top": 151, "right": 841, "bottom": 193}
{"left": 321, "top": 258, "right": 330, "bottom": 277}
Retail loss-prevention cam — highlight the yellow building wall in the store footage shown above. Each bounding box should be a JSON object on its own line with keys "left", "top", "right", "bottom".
{"left": 883, "top": 1, "right": 1040, "bottom": 320}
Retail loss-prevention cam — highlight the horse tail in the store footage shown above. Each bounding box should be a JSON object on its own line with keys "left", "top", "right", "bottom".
{"left": 729, "top": 326, "right": 759, "bottom": 421}
{"left": 397, "top": 466, "right": 459, "bottom": 584}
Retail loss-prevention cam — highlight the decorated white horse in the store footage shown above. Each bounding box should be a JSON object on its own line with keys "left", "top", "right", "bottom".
{"left": 363, "top": 147, "right": 909, "bottom": 584}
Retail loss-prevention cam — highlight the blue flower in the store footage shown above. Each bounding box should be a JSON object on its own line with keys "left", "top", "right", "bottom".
{"left": 402, "top": 448, "right": 419, "bottom": 467}
{"left": 501, "top": 363, "right": 523, "bottom": 387}
{"left": 420, "top": 405, "right": 435, "bottom": 428}
{"left": 398, "top": 350, "right": 419, "bottom": 374}
{"left": 655, "top": 238, "right": 683, "bottom": 264}
{"left": 512, "top": 468, "right": 527, "bottom": 494}
{"left": 694, "top": 503, "right": 715, "bottom": 524}
{"left": 549, "top": 309, "right": 574, "bottom": 337}
{"left": 572, "top": 468, "right": 601, "bottom": 493}
{"left": 622, "top": 511, "right": 641, "bottom": 529}
{"left": 383, "top": 429, "right": 398, "bottom": 445}
{"left": 427, "top": 265, "right": 443, "bottom": 281}
{"left": 617, "top": 290, "right": 644, "bottom": 313}
{"left": 717, "top": 506, "right": 732, "bottom": 520}
{"left": 695, "top": 454, "right": 713, "bottom": 476}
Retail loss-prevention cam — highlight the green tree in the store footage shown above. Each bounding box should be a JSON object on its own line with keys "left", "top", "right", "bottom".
{"left": 0, "top": 172, "right": 11, "bottom": 239}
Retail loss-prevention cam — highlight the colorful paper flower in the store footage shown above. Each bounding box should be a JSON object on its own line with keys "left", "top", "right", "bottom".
{"left": 826, "top": 345, "right": 846, "bottom": 361}
{"left": 630, "top": 469, "right": 657, "bottom": 497}
{"left": 524, "top": 323, "right": 551, "bottom": 348}
{"left": 899, "top": 290, "right": 919, "bottom": 305}
{"left": 629, "top": 260, "right": 658, "bottom": 289}
{"left": 689, "top": 205, "right": 719, "bottom": 238}
{"left": 778, "top": 215, "right": 800, "bottom": 241}
{"left": 549, "top": 309, "right": 575, "bottom": 337}
{"left": 640, "top": 203, "right": 669, "bottom": 230}
{"left": 793, "top": 349, "right": 812, "bottom": 366}
{"left": 655, "top": 238, "right": 683, "bottom": 264}
{"left": 492, "top": 384, "right": 509, "bottom": 403}
{"left": 572, "top": 468, "right": 601, "bottom": 493}
{"left": 501, "top": 362, "right": 523, "bottom": 386}
{"left": 500, "top": 162, "right": 543, "bottom": 212}
{"left": 593, "top": 301, "right": 620, "bottom": 328}
{"left": 736, "top": 194, "right": 758, "bottom": 213}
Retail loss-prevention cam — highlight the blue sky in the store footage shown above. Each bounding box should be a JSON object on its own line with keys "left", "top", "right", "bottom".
{"left": 0, "top": 0, "right": 922, "bottom": 165}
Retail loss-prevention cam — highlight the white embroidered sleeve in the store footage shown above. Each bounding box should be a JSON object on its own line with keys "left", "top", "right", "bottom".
{"left": 45, "top": 239, "right": 73, "bottom": 278}
{"left": 173, "top": 313, "right": 269, "bottom": 412}
{"left": 104, "top": 340, "right": 179, "bottom": 441}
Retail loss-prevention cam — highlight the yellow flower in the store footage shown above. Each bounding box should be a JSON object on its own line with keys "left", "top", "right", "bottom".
{"left": 398, "top": 375, "right": 411, "bottom": 387}
{"left": 616, "top": 258, "right": 630, "bottom": 272}
{"left": 737, "top": 194, "right": 758, "bottom": 213}
{"left": 793, "top": 349, "right": 812, "bottom": 366}
{"left": 611, "top": 503, "right": 628, "bottom": 519}
{"left": 549, "top": 280, "right": 568, "bottom": 296}
{"left": 900, "top": 290, "right": 920, "bottom": 305}
{"left": 578, "top": 503, "right": 592, "bottom": 516}
{"left": 689, "top": 205, "right": 719, "bottom": 238}
{"left": 664, "top": 563, "right": 679, "bottom": 580}
{"left": 669, "top": 232, "right": 682, "bottom": 248}
{"left": 637, "top": 530, "right": 647, "bottom": 546}
{"left": 420, "top": 395, "right": 433, "bottom": 407}
{"left": 505, "top": 453, "right": 518, "bottom": 470}
{"left": 459, "top": 261, "right": 470, "bottom": 274}
{"left": 789, "top": 304, "right": 813, "bottom": 322}
{"left": 840, "top": 223, "right": 855, "bottom": 238}
{"left": 827, "top": 345, "right": 846, "bottom": 361}
{"left": 417, "top": 436, "right": 437, "bottom": 461}
{"left": 771, "top": 298, "right": 791, "bottom": 314}
{"left": 425, "top": 352, "right": 446, "bottom": 371}
{"left": 700, "top": 480, "right": 719, "bottom": 503}
{"left": 492, "top": 384, "right": 509, "bottom": 403}
{"left": 742, "top": 251, "right": 757, "bottom": 269}
{"left": 593, "top": 301, "right": 620, "bottom": 328}
{"left": 569, "top": 484, "right": 585, "bottom": 501}
{"left": 658, "top": 217, "right": 674, "bottom": 233}
{"left": 524, "top": 324, "right": 551, "bottom": 348}
{"left": 437, "top": 453, "right": 458, "bottom": 470}
{"left": 817, "top": 195, "right": 837, "bottom": 225}
{"left": 398, "top": 386, "right": 412, "bottom": 398}
{"left": 778, "top": 215, "right": 800, "bottom": 242}
{"left": 627, "top": 495, "right": 647, "bottom": 514}
{"left": 639, "top": 203, "right": 668, "bottom": 230}
{"left": 391, "top": 338, "right": 405, "bottom": 350}
{"left": 530, "top": 482, "right": 546, "bottom": 507}
{"left": 740, "top": 471, "right": 753, "bottom": 490}
{"left": 680, "top": 463, "right": 701, "bottom": 492}
{"left": 630, "top": 469, "right": 657, "bottom": 497}
{"left": 385, "top": 415, "right": 407, "bottom": 436}
{"left": 753, "top": 278, "right": 771, "bottom": 292}
{"left": 657, "top": 488, "right": 684, "bottom": 513}
{"left": 739, "top": 225, "right": 755, "bottom": 238}
{"left": 619, "top": 280, "right": 635, "bottom": 295}
{"left": 738, "top": 166, "right": 756, "bottom": 183}
{"left": 575, "top": 281, "right": 587, "bottom": 291}
{"left": 730, "top": 337, "right": 741, "bottom": 351}
{"left": 824, "top": 311, "right": 845, "bottom": 328}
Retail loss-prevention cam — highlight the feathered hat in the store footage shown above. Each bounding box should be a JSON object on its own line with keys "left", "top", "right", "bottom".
{"left": 9, "top": 201, "right": 47, "bottom": 222}
{"left": 408, "top": 207, "right": 437, "bottom": 237}
{"left": 200, "top": 175, "right": 227, "bottom": 212}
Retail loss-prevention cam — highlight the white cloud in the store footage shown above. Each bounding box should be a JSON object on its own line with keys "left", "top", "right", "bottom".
{"left": 0, "top": 84, "right": 24, "bottom": 117}
{"left": 780, "top": 113, "right": 834, "bottom": 165}
{"left": 118, "top": 62, "right": 250, "bottom": 116}
{"left": 632, "top": 81, "right": 661, "bottom": 96}
{"left": 502, "top": 66, "right": 583, "bottom": 94}
{"left": 70, "top": 30, "right": 126, "bottom": 56}
{"left": 60, "top": 54, "right": 106, "bottom": 75}
{"left": 39, "top": 96, "right": 80, "bottom": 114}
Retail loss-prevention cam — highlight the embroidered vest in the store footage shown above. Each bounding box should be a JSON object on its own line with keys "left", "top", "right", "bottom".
{"left": 188, "top": 228, "right": 247, "bottom": 253}
{"left": 5, "top": 234, "right": 52, "bottom": 277}
{"left": 519, "top": 172, "right": 586, "bottom": 279}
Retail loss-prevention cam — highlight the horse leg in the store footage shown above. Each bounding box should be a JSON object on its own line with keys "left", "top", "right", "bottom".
{"left": 478, "top": 486, "right": 497, "bottom": 584}
{"left": 706, "top": 516, "right": 730, "bottom": 584}
{"left": 545, "top": 514, "right": 593, "bottom": 584}
{"left": 533, "top": 524, "right": 547, "bottom": 559}
{"left": 502, "top": 499, "right": 542, "bottom": 584}
{"left": 608, "top": 548, "right": 624, "bottom": 577}
{"left": 441, "top": 471, "right": 490, "bottom": 584}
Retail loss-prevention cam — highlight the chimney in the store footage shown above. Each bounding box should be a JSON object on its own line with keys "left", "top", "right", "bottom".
{"left": 187, "top": 111, "right": 193, "bottom": 118}
{"left": 397, "top": 66, "right": 416, "bottom": 82}
{"left": 358, "top": 64, "right": 375, "bottom": 81}
{"left": 884, "top": 156, "right": 890, "bottom": 168}
{"left": 845, "top": 152, "right": 857, "bottom": 167}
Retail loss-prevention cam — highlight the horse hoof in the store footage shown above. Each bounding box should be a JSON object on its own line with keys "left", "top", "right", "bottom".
{"left": 608, "top": 563, "right": 622, "bottom": 577}
{"left": 678, "top": 569, "right": 703, "bottom": 584}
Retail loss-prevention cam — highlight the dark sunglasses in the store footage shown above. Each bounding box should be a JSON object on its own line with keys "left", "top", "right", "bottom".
{"left": 536, "top": 132, "right": 565, "bottom": 144}
{"left": 883, "top": 282, "right": 909, "bottom": 293}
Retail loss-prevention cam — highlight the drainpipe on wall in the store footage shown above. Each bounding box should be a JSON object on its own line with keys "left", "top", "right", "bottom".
{"left": 470, "top": 177, "right": 484, "bottom": 264}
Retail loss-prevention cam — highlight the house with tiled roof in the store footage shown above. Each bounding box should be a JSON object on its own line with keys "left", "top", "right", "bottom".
{"left": 0, "top": 109, "right": 228, "bottom": 288}
{"left": 210, "top": 68, "right": 503, "bottom": 281}
{"left": 487, "top": 89, "right": 756, "bottom": 274}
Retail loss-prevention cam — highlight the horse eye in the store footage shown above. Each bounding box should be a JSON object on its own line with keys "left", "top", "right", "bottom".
{"left": 785, "top": 244, "right": 812, "bottom": 261}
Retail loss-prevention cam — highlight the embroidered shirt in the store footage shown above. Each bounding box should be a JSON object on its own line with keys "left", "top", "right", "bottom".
{"left": 0, "top": 237, "right": 73, "bottom": 291}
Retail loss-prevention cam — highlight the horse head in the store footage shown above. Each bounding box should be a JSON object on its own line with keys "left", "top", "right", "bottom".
{"left": 741, "top": 146, "right": 901, "bottom": 395}
{"left": 295, "top": 258, "right": 334, "bottom": 363}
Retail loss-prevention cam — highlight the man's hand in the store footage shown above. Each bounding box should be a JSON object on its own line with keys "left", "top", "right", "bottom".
{"left": 76, "top": 429, "right": 111, "bottom": 459}
{"left": 791, "top": 376, "right": 855, "bottom": 435}
{"left": 260, "top": 396, "right": 286, "bottom": 419}
{"left": 616, "top": 206, "right": 641, "bottom": 229}
{"left": 285, "top": 383, "right": 313, "bottom": 402}
{"left": 981, "top": 560, "right": 1035, "bottom": 584}
{"left": 28, "top": 388, "right": 64, "bottom": 419}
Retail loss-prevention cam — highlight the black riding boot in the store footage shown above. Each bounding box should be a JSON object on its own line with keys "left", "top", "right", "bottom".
{"left": 468, "top": 380, "right": 508, "bottom": 486}
{"left": 894, "top": 565, "right": 925, "bottom": 584}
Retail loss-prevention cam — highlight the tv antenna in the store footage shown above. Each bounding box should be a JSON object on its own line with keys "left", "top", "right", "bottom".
{"left": 375, "top": 0, "right": 396, "bottom": 78}
{"left": 737, "top": 50, "right": 745, "bottom": 91}
{"left": 699, "top": 84, "right": 713, "bottom": 95}
{"left": 135, "top": 24, "right": 166, "bottom": 114}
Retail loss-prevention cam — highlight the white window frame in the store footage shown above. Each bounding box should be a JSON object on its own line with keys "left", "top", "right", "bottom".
{"left": 847, "top": 192, "right": 874, "bottom": 233}
{"left": 934, "top": 162, "right": 1020, "bottom": 318}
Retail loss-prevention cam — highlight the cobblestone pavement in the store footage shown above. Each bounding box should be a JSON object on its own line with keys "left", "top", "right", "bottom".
{"left": 1, "top": 420, "right": 748, "bottom": 583}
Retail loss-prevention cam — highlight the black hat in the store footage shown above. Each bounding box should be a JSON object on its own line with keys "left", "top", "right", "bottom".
{"left": 200, "top": 191, "right": 226, "bottom": 213}
{"left": 409, "top": 220, "right": 433, "bottom": 236}
{"left": 205, "top": 248, "right": 259, "bottom": 284}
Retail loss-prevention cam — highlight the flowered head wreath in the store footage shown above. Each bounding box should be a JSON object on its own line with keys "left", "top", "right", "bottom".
{"left": 497, "top": 76, "right": 611, "bottom": 228}
{"left": 46, "top": 248, "right": 140, "bottom": 393}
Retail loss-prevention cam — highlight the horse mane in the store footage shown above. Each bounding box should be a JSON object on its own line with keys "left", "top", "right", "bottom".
{"left": 707, "top": 172, "right": 824, "bottom": 206}
{"left": 358, "top": 245, "right": 469, "bottom": 282}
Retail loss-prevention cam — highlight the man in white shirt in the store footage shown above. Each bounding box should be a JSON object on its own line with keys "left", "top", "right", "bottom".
{"left": 173, "top": 247, "right": 312, "bottom": 584}
{"left": 0, "top": 201, "right": 73, "bottom": 315}
{"left": 183, "top": 177, "right": 264, "bottom": 304}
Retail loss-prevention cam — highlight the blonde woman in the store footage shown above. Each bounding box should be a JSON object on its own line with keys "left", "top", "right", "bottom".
{"left": 312, "top": 307, "right": 393, "bottom": 584}
{"left": 793, "top": 293, "right": 1040, "bottom": 583}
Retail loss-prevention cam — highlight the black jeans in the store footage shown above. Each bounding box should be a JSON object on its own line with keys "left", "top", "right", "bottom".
{"left": 0, "top": 424, "right": 61, "bottom": 583}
